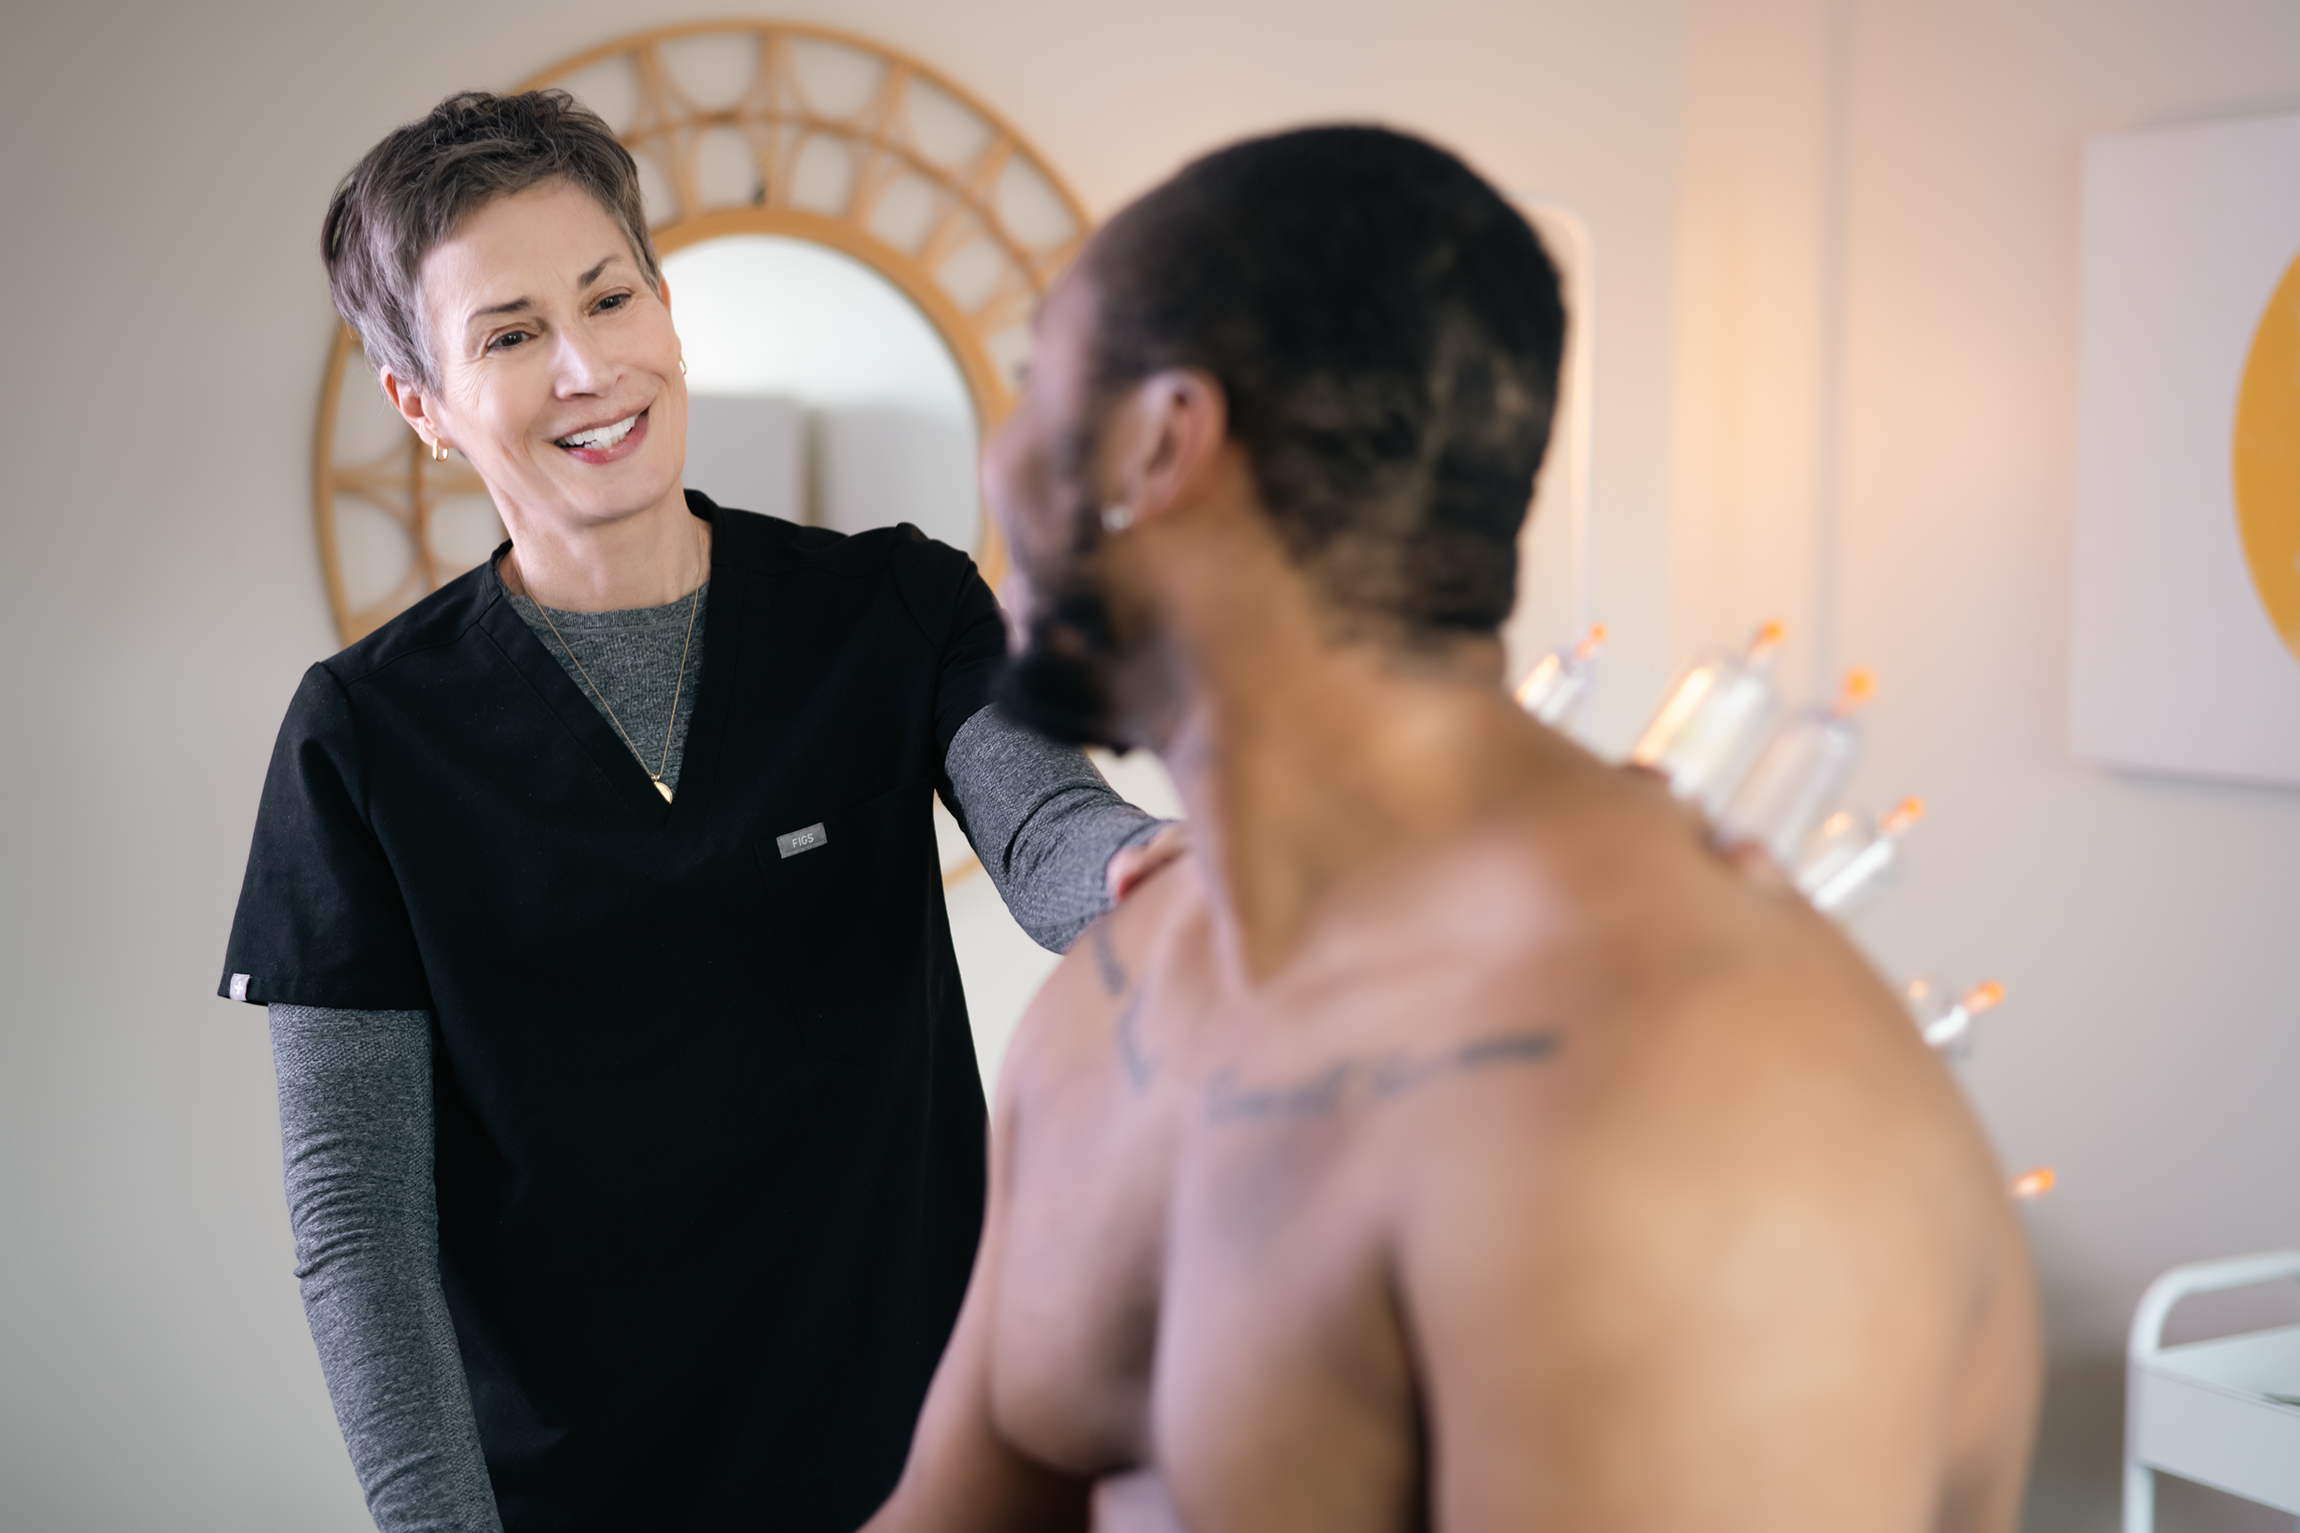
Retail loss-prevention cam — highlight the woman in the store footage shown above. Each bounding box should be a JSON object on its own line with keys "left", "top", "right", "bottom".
{"left": 219, "top": 90, "right": 1175, "bottom": 1533}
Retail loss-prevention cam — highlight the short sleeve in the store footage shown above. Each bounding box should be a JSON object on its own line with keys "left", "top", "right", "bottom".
{"left": 889, "top": 529, "right": 1009, "bottom": 762}
{"left": 216, "top": 664, "right": 431, "bottom": 1010}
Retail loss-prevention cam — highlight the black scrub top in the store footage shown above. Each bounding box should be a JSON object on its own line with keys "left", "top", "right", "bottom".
{"left": 220, "top": 493, "right": 1000, "bottom": 1532}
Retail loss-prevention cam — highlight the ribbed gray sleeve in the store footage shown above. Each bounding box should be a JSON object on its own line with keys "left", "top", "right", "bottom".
{"left": 269, "top": 1005, "right": 503, "bottom": 1533}
{"left": 942, "top": 706, "right": 1169, "bottom": 953}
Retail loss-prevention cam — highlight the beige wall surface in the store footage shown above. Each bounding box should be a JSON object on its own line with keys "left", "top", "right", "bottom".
{"left": 0, "top": 1, "right": 1683, "bottom": 1527}
{"left": 1676, "top": 2, "right": 2300, "bottom": 1529}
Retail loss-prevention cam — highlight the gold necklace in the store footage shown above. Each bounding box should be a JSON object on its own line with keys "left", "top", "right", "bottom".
{"left": 516, "top": 532, "right": 705, "bottom": 803}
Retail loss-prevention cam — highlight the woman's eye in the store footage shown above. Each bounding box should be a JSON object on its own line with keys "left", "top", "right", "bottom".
{"left": 596, "top": 292, "right": 629, "bottom": 313}
{"left": 489, "top": 330, "right": 530, "bottom": 353}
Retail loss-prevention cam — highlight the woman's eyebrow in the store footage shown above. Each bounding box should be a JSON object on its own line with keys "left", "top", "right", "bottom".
{"left": 578, "top": 253, "right": 626, "bottom": 287}
{"left": 464, "top": 255, "right": 630, "bottom": 325}
{"left": 468, "top": 294, "right": 537, "bottom": 323}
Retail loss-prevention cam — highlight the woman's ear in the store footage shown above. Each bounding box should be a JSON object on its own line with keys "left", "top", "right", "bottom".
{"left": 378, "top": 367, "right": 447, "bottom": 452}
{"left": 1110, "top": 368, "right": 1228, "bottom": 527}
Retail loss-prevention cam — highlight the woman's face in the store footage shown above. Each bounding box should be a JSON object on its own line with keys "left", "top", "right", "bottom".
{"left": 387, "top": 179, "right": 687, "bottom": 540}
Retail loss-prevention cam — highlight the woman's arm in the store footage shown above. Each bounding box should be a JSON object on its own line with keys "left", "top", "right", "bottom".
{"left": 269, "top": 1005, "right": 503, "bottom": 1533}
{"left": 941, "top": 706, "right": 1172, "bottom": 952}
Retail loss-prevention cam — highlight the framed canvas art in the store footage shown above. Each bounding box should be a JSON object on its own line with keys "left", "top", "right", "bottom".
{"left": 2072, "top": 111, "right": 2300, "bottom": 789}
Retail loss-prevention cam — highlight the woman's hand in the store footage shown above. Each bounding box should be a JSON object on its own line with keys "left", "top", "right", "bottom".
{"left": 1620, "top": 761, "right": 1795, "bottom": 895}
{"left": 1106, "top": 823, "right": 1189, "bottom": 903}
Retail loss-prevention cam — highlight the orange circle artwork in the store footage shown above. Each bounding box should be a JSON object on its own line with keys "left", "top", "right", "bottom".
{"left": 2232, "top": 251, "right": 2300, "bottom": 663}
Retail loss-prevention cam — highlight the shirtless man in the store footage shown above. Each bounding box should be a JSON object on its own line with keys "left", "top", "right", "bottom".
{"left": 866, "top": 126, "right": 2039, "bottom": 1533}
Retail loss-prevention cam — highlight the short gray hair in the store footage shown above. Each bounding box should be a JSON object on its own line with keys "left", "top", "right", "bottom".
{"left": 321, "top": 89, "right": 661, "bottom": 389}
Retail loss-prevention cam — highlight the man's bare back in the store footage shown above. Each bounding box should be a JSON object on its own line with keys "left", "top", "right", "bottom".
{"left": 862, "top": 125, "right": 2037, "bottom": 1532}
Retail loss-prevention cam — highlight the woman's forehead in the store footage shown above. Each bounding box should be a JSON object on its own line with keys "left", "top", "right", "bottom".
{"left": 423, "top": 181, "right": 631, "bottom": 304}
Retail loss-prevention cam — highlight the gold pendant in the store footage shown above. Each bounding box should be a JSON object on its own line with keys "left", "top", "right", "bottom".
{"left": 653, "top": 780, "right": 674, "bottom": 803}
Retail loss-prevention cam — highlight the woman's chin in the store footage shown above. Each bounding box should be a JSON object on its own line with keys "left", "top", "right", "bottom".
{"left": 524, "top": 459, "right": 687, "bottom": 530}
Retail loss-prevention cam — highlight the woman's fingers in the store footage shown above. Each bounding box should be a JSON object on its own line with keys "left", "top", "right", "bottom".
{"left": 1714, "top": 834, "right": 1796, "bottom": 895}
{"left": 1107, "top": 822, "right": 1190, "bottom": 903}
{"left": 1619, "top": 762, "right": 1795, "bottom": 896}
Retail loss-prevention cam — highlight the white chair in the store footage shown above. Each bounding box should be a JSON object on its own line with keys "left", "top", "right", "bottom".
{"left": 2125, "top": 1249, "right": 2300, "bottom": 1531}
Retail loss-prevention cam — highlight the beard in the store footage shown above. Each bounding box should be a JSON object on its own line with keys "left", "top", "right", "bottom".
{"left": 992, "top": 462, "right": 1135, "bottom": 749}
{"left": 992, "top": 579, "right": 1130, "bottom": 750}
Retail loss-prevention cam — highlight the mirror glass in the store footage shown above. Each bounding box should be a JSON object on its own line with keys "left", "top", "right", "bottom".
{"left": 668, "top": 234, "right": 982, "bottom": 554}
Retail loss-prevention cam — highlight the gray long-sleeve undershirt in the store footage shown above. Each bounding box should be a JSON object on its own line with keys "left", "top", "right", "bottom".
{"left": 272, "top": 1005, "right": 497, "bottom": 1533}
{"left": 271, "top": 587, "right": 1162, "bottom": 1531}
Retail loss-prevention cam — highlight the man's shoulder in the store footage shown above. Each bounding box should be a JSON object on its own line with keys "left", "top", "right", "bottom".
{"left": 1297, "top": 772, "right": 1735, "bottom": 1018}
{"left": 1310, "top": 775, "right": 1981, "bottom": 1200}
{"left": 1362, "top": 860, "right": 2009, "bottom": 1347}
{"left": 997, "top": 858, "right": 1207, "bottom": 1109}
{"left": 1364, "top": 855, "right": 2014, "bottom": 1360}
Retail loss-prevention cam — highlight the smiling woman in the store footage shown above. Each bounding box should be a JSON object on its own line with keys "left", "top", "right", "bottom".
{"left": 218, "top": 88, "right": 1177, "bottom": 1533}
{"left": 312, "top": 21, "right": 1096, "bottom": 648}
{"left": 380, "top": 177, "right": 700, "bottom": 618}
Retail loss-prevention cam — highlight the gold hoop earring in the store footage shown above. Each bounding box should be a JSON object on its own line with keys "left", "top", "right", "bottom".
{"left": 678, "top": 355, "right": 688, "bottom": 377}
{"left": 430, "top": 439, "right": 449, "bottom": 463}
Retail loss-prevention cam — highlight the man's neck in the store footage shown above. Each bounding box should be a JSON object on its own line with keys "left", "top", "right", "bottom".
{"left": 1136, "top": 531, "right": 1538, "bottom": 985}
{"left": 502, "top": 485, "right": 708, "bottom": 612}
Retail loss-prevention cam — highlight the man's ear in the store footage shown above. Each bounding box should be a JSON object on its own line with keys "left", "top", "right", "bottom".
{"left": 378, "top": 367, "right": 444, "bottom": 451}
{"left": 1109, "top": 368, "right": 1228, "bottom": 526}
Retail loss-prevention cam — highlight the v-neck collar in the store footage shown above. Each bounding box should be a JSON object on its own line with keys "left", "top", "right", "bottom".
{"left": 476, "top": 494, "right": 745, "bottom": 826}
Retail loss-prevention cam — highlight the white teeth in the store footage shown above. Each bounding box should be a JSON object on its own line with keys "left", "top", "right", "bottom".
{"left": 558, "top": 414, "right": 637, "bottom": 450}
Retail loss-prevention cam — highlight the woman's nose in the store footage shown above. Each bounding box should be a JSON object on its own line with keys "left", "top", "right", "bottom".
{"left": 552, "top": 324, "right": 616, "bottom": 395}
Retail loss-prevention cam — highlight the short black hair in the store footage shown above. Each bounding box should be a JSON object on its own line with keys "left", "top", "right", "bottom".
{"left": 1086, "top": 126, "right": 1565, "bottom": 638}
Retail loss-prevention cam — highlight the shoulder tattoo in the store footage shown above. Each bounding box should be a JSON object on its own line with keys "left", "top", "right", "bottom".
{"left": 1205, "top": 1032, "right": 1560, "bottom": 1125}
{"left": 1092, "top": 923, "right": 1158, "bottom": 1092}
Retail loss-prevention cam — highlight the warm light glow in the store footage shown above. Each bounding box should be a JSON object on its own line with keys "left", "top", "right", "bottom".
{"left": 1516, "top": 624, "right": 1607, "bottom": 710}
{"left": 2009, "top": 1166, "right": 2056, "bottom": 1200}
{"left": 1882, "top": 798, "right": 1925, "bottom": 835}
{"left": 1514, "top": 656, "right": 1563, "bottom": 708}
{"left": 1836, "top": 667, "right": 1878, "bottom": 713}
{"left": 1629, "top": 666, "right": 1717, "bottom": 766}
{"left": 1963, "top": 981, "right": 2006, "bottom": 1015}
{"left": 1748, "top": 619, "right": 1788, "bottom": 659}
{"left": 1821, "top": 809, "right": 1856, "bottom": 837}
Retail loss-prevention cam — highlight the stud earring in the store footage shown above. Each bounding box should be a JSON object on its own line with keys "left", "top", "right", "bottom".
{"left": 1101, "top": 503, "right": 1134, "bottom": 533}
{"left": 430, "top": 438, "right": 449, "bottom": 463}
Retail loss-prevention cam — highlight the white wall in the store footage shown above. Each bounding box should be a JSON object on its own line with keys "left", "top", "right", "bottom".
{"left": 0, "top": 2, "right": 1685, "bottom": 1526}
{"left": 1675, "top": 3, "right": 2300, "bottom": 1528}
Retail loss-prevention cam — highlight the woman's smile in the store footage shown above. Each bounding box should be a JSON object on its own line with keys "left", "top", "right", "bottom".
{"left": 554, "top": 406, "right": 649, "bottom": 463}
